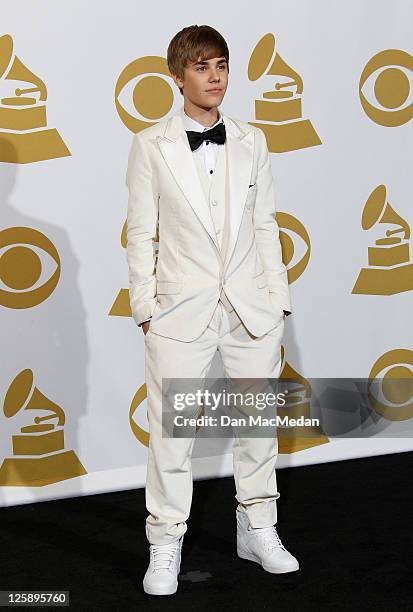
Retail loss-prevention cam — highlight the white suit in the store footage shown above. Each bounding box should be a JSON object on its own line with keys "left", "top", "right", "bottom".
{"left": 126, "top": 106, "right": 292, "bottom": 545}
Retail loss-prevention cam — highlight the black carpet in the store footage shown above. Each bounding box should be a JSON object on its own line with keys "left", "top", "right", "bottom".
{"left": 1, "top": 451, "right": 412, "bottom": 611}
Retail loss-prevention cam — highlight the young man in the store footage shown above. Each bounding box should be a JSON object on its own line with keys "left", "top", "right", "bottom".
{"left": 126, "top": 25, "right": 299, "bottom": 596}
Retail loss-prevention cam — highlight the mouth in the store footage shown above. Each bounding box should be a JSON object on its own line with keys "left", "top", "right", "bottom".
{"left": 206, "top": 88, "right": 222, "bottom": 93}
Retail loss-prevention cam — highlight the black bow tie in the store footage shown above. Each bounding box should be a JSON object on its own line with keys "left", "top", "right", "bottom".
{"left": 186, "top": 122, "right": 226, "bottom": 152}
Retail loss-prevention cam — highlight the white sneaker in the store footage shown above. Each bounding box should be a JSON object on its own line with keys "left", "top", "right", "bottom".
{"left": 143, "top": 535, "right": 184, "bottom": 595}
{"left": 236, "top": 509, "right": 299, "bottom": 574}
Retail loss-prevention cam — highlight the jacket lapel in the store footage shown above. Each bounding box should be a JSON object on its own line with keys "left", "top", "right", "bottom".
{"left": 156, "top": 106, "right": 255, "bottom": 272}
{"left": 224, "top": 114, "right": 255, "bottom": 271}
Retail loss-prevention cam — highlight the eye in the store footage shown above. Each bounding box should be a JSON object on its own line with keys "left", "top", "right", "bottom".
{"left": 129, "top": 384, "right": 150, "bottom": 448}
{"left": 115, "top": 56, "right": 177, "bottom": 132}
{"left": 367, "top": 348, "right": 413, "bottom": 421}
{"left": 359, "top": 49, "right": 413, "bottom": 126}
{"left": 0, "top": 227, "right": 61, "bottom": 308}
{"left": 275, "top": 212, "right": 311, "bottom": 283}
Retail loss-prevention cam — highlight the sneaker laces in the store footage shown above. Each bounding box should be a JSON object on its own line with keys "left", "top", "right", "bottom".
{"left": 249, "top": 525, "right": 286, "bottom": 552}
{"left": 149, "top": 539, "right": 180, "bottom": 571}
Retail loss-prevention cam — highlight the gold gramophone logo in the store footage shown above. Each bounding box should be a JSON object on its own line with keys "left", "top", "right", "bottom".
{"left": 367, "top": 349, "right": 413, "bottom": 421}
{"left": 0, "top": 227, "right": 61, "bottom": 308}
{"left": 359, "top": 49, "right": 413, "bottom": 126}
{"left": 277, "top": 212, "right": 311, "bottom": 283}
{"left": 0, "top": 34, "right": 70, "bottom": 163}
{"left": 248, "top": 33, "right": 321, "bottom": 153}
{"left": 277, "top": 346, "right": 329, "bottom": 454}
{"left": 115, "top": 56, "right": 174, "bottom": 133}
{"left": 352, "top": 185, "right": 413, "bottom": 295}
{"left": 0, "top": 369, "right": 87, "bottom": 486}
{"left": 109, "top": 220, "right": 159, "bottom": 317}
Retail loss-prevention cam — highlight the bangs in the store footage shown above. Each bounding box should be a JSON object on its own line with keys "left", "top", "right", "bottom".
{"left": 190, "top": 45, "right": 227, "bottom": 66}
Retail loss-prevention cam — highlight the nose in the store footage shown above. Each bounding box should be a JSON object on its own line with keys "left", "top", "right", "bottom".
{"left": 209, "top": 68, "right": 220, "bottom": 82}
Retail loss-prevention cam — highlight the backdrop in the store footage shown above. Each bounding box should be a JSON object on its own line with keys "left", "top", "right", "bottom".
{"left": 1, "top": 1, "right": 412, "bottom": 507}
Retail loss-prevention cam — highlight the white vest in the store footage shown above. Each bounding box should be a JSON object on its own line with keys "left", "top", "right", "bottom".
{"left": 193, "top": 143, "right": 234, "bottom": 312}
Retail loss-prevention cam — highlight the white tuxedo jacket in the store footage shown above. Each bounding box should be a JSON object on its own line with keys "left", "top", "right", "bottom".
{"left": 125, "top": 106, "right": 292, "bottom": 342}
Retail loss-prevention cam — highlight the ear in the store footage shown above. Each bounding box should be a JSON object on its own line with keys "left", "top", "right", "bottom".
{"left": 171, "top": 73, "right": 184, "bottom": 89}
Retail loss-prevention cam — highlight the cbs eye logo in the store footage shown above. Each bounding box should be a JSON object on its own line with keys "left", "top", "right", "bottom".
{"left": 276, "top": 212, "right": 310, "bottom": 283}
{"left": 129, "top": 384, "right": 149, "bottom": 448}
{"left": 115, "top": 56, "right": 177, "bottom": 133}
{"left": 0, "top": 227, "right": 61, "bottom": 308}
{"left": 367, "top": 349, "right": 413, "bottom": 420}
{"left": 359, "top": 49, "right": 413, "bottom": 126}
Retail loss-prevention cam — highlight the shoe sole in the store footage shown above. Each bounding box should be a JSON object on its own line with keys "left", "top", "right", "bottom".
{"left": 143, "top": 582, "right": 178, "bottom": 596}
{"left": 237, "top": 545, "right": 299, "bottom": 574}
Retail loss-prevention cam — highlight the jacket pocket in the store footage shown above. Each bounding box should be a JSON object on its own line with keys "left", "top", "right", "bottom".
{"left": 156, "top": 280, "right": 183, "bottom": 294}
{"left": 245, "top": 184, "right": 257, "bottom": 210}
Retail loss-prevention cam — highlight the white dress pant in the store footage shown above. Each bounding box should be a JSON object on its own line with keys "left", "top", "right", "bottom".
{"left": 144, "top": 299, "right": 285, "bottom": 545}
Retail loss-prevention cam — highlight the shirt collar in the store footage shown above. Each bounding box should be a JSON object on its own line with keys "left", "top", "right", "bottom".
{"left": 182, "top": 107, "right": 224, "bottom": 133}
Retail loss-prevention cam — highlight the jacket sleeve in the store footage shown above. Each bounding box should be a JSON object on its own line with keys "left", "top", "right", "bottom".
{"left": 253, "top": 127, "right": 292, "bottom": 315}
{"left": 125, "top": 133, "right": 159, "bottom": 326}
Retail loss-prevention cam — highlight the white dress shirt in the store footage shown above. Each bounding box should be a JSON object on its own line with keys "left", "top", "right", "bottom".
{"left": 181, "top": 108, "right": 224, "bottom": 180}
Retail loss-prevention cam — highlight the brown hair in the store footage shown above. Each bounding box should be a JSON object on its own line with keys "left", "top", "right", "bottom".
{"left": 167, "top": 25, "right": 230, "bottom": 96}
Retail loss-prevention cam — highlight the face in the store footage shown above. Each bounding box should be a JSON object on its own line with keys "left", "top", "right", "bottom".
{"left": 173, "top": 55, "right": 228, "bottom": 110}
